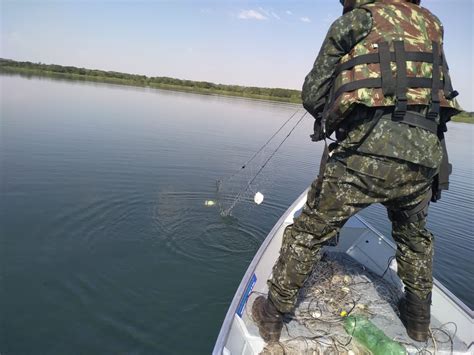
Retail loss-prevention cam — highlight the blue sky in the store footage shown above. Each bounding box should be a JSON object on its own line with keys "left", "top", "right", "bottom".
{"left": 1, "top": 0, "right": 473, "bottom": 110}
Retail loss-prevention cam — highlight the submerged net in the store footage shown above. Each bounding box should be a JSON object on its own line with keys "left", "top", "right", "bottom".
{"left": 253, "top": 252, "right": 460, "bottom": 355}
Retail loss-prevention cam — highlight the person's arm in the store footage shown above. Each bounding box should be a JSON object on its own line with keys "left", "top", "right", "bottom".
{"left": 302, "top": 8, "right": 373, "bottom": 134}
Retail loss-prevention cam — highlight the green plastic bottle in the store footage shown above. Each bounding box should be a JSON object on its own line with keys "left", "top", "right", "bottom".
{"left": 343, "top": 315, "right": 406, "bottom": 355}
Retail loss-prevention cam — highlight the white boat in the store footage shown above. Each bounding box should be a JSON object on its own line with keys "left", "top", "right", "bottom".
{"left": 213, "top": 188, "right": 474, "bottom": 354}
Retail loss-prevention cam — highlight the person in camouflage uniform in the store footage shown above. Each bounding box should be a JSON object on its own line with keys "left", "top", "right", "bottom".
{"left": 252, "top": 0, "right": 461, "bottom": 344}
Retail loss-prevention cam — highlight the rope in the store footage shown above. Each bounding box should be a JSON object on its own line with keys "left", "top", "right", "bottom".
{"left": 221, "top": 111, "right": 308, "bottom": 215}
{"left": 217, "top": 108, "right": 301, "bottom": 188}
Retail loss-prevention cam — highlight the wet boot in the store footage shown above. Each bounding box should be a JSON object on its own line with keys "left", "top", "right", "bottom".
{"left": 252, "top": 296, "right": 283, "bottom": 343}
{"left": 399, "top": 291, "right": 431, "bottom": 342}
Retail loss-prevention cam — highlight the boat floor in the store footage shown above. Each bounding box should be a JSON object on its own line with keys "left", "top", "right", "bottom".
{"left": 244, "top": 252, "right": 466, "bottom": 354}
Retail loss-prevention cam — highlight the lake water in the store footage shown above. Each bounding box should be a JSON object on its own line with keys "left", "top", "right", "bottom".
{"left": 1, "top": 75, "right": 473, "bottom": 354}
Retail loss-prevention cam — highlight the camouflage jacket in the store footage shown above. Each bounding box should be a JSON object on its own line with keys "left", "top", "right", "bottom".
{"left": 302, "top": 1, "right": 461, "bottom": 168}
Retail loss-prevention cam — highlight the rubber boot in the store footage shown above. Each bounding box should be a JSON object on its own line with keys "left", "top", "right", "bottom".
{"left": 252, "top": 296, "right": 283, "bottom": 343}
{"left": 399, "top": 291, "right": 431, "bottom": 342}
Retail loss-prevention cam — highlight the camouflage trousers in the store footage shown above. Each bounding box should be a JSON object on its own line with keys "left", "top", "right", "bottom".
{"left": 268, "top": 147, "right": 437, "bottom": 313}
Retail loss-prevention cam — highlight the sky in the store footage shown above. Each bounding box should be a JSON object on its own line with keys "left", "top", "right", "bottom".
{"left": 1, "top": 0, "right": 473, "bottom": 110}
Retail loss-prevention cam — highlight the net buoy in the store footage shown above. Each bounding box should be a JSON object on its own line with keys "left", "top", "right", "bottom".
{"left": 204, "top": 200, "right": 216, "bottom": 206}
{"left": 254, "top": 192, "right": 264, "bottom": 205}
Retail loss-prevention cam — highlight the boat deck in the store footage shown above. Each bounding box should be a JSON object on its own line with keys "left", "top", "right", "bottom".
{"left": 242, "top": 252, "right": 467, "bottom": 354}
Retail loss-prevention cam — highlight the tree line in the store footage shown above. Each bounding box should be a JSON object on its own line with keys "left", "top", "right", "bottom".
{"left": 0, "top": 58, "right": 302, "bottom": 103}
{"left": 2, "top": 58, "right": 471, "bottom": 120}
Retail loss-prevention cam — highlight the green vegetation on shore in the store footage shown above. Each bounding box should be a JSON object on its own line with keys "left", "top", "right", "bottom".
{"left": 452, "top": 111, "right": 474, "bottom": 124}
{"left": 0, "top": 58, "right": 301, "bottom": 103}
{"left": 1, "top": 58, "right": 472, "bottom": 122}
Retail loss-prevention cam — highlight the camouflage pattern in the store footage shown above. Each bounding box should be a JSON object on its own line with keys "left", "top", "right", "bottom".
{"left": 340, "top": 106, "right": 443, "bottom": 168}
{"left": 268, "top": 148, "right": 437, "bottom": 313}
{"left": 328, "top": 0, "right": 461, "bottom": 123}
{"left": 268, "top": 0, "right": 458, "bottom": 316}
{"left": 302, "top": 0, "right": 461, "bottom": 167}
{"left": 302, "top": 8, "right": 372, "bottom": 119}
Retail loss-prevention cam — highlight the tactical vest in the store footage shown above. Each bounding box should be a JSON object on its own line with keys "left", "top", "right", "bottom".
{"left": 324, "top": 0, "right": 460, "bottom": 133}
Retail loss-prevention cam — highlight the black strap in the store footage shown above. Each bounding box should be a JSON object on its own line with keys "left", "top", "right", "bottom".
{"left": 388, "top": 189, "right": 431, "bottom": 223}
{"left": 333, "top": 77, "right": 444, "bottom": 102}
{"left": 333, "top": 40, "right": 457, "bottom": 104}
{"left": 378, "top": 42, "right": 395, "bottom": 96}
{"left": 427, "top": 41, "right": 441, "bottom": 120}
{"left": 389, "top": 111, "right": 438, "bottom": 134}
{"left": 393, "top": 41, "right": 408, "bottom": 119}
{"left": 334, "top": 51, "right": 442, "bottom": 77}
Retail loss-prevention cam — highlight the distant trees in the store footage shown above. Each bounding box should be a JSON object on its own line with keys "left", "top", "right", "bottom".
{"left": 0, "top": 58, "right": 302, "bottom": 103}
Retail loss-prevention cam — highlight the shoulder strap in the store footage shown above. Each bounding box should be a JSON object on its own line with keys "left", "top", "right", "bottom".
{"left": 393, "top": 41, "right": 408, "bottom": 119}
{"left": 379, "top": 41, "right": 395, "bottom": 96}
{"left": 427, "top": 41, "right": 441, "bottom": 120}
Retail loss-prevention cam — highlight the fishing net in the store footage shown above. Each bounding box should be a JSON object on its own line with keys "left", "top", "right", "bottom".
{"left": 251, "top": 252, "right": 460, "bottom": 354}
{"left": 216, "top": 147, "right": 274, "bottom": 217}
{"left": 216, "top": 111, "right": 307, "bottom": 217}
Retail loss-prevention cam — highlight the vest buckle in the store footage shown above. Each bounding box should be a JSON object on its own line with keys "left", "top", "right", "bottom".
{"left": 393, "top": 98, "right": 407, "bottom": 120}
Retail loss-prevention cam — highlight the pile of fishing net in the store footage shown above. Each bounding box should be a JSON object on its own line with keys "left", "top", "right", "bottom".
{"left": 260, "top": 252, "right": 458, "bottom": 354}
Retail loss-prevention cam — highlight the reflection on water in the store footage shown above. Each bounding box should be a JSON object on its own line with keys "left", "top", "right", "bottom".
{"left": 1, "top": 74, "right": 472, "bottom": 354}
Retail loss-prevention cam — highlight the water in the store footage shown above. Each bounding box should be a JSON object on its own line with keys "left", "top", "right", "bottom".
{"left": 1, "top": 75, "right": 472, "bottom": 354}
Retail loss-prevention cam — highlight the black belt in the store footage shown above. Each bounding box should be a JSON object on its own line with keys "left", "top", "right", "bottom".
{"left": 374, "top": 107, "right": 438, "bottom": 135}
{"left": 390, "top": 111, "right": 438, "bottom": 134}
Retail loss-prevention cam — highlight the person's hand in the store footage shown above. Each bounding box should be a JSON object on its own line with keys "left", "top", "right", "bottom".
{"left": 431, "top": 175, "right": 442, "bottom": 202}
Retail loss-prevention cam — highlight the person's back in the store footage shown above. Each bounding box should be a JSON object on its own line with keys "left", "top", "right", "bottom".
{"left": 314, "top": 0, "right": 459, "bottom": 169}
{"left": 251, "top": 0, "right": 462, "bottom": 345}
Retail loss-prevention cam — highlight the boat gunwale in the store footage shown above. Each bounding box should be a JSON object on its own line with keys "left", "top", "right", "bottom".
{"left": 212, "top": 188, "right": 309, "bottom": 355}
